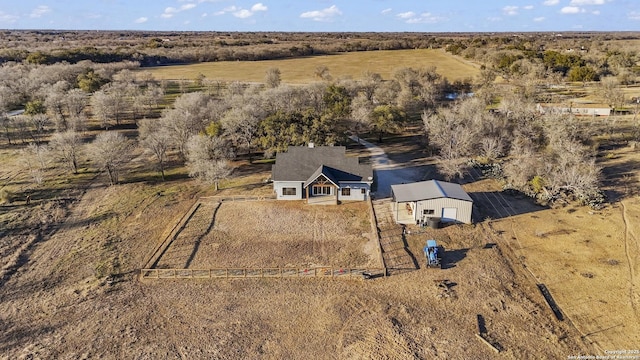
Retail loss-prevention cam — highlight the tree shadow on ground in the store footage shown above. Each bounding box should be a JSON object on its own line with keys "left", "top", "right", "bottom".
{"left": 469, "top": 191, "right": 547, "bottom": 221}
{"left": 599, "top": 158, "right": 640, "bottom": 202}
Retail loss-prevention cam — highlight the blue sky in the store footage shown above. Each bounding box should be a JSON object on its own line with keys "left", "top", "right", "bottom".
{"left": 0, "top": 0, "right": 638, "bottom": 32}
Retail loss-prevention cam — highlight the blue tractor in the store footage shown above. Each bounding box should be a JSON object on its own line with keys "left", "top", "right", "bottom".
{"left": 424, "top": 239, "right": 442, "bottom": 268}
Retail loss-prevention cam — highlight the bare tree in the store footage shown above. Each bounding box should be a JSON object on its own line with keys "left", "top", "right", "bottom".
{"left": 89, "top": 131, "right": 132, "bottom": 185}
{"left": 139, "top": 119, "right": 172, "bottom": 181}
{"left": 19, "top": 143, "right": 50, "bottom": 185}
{"left": 423, "top": 105, "right": 477, "bottom": 180}
{"left": 90, "top": 83, "right": 130, "bottom": 129}
{"left": 314, "top": 66, "right": 332, "bottom": 81}
{"left": 49, "top": 130, "right": 82, "bottom": 174}
{"left": 264, "top": 67, "right": 282, "bottom": 89}
{"left": 349, "top": 93, "right": 373, "bottom": 141}
{"left": 221, "top": 105, "right": 261, "bottom": 162}
{"left": 44, "top": 81, "right": 71, "bottom": 131}
{"left": 599, "top": 76, "right": 625, "bottom": 115}
{"left": 0, "top": 113, "right": 12, "bottom": 145}
{"left": 185, "top": 134, "right": 233, "bottom": 191}
{"left": 64, "top": 88, "right": 88, "bottom": 122}
{"left": 161, "top": 92, "right": 215, "bottom": 159}
{"left": 138, "top": 83, "right": 165, "bottom": 115}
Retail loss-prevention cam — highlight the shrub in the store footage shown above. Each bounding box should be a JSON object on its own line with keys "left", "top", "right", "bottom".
{"left": 530, "top": 175, "right": 545, "bottom": 194}
{"left": 0, "top": 189, "right": 14, "bottom": 204}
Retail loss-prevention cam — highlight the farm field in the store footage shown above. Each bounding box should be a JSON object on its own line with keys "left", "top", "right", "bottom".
{"left": 144, "top": 49, "right": 480, "bottom": 83}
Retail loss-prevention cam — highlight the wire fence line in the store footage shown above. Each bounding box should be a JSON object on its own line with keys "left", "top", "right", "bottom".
{"left": 140, "top": 267, "right": 386, "bottom": 279}
{"left": 139, "top": 196, "right": 388, "bottom": 281}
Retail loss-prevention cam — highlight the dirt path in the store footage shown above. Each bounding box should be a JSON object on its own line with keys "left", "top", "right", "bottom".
{"left": 621, "top": 200, "right": 640, "bottom": 320}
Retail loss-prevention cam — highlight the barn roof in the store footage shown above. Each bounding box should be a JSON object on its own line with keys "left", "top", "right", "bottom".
{"left": 272, "top": 146, "right": 373, "bottom": 184}
{"left": 391, "top": 180, "right": 472, "bottom": 203}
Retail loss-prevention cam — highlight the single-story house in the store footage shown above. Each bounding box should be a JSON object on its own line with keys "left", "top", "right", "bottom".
{"left": 536, "top": 103, "right": 611, "bottom": 117}
{"left": 271, "top": 144, "right": 373, "bottom": 205}
{"left": 390, "top": 180, "right": 473, "bottom": 224}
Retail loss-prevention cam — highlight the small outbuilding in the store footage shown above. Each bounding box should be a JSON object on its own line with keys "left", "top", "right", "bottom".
{"left": 390, "top": 180, "right": 473, "bottom": 225}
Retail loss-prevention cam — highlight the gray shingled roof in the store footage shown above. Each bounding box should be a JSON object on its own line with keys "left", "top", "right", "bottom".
{"left": 272, "top": 146, "right": 373, "bottom": 184}
{"left": 391, "top": 180, "right": 472, "bottom": 203}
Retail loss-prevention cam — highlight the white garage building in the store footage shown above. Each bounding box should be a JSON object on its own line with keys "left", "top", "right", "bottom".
{"left": 390, "top": 180, "right": 473, "bottom": 225}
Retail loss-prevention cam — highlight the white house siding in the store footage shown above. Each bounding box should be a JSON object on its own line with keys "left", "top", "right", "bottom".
{"left": 337, "top": 183, "right": 371, "bottom": 201}
{"left": 414, "top": 198, "right": 472, "bottom": 224}
{"left": 273, "top": 181, "right": 303, "bottom": 200}
{"left": 536, "top": 104, "right": 611, "bottom": 116}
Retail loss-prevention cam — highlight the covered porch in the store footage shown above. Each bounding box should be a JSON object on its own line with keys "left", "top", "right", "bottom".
{"left": 305, "top": 171, "right": 339, "bottom": 206}
{"left": 307, "top": 195, "right": 338, "bottom": 205}
{"left": 391, "top": 201, "right": 415, "bottom": 225}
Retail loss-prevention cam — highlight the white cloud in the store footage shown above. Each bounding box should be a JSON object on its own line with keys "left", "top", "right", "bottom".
{"left": 407, "top": 12, "right": 446, "bottom": 24}
{"left": 300, "top": 5, "right": 342, "bottom": 22}
{"left": 134, "top": 17, "right": 148, "bottom": 23}
{"left": 397, "top": 12, "right": 416, "bottom": 19}
{"left": 396, "top": 11, "right": 446, "bottom": 24}
{"left": 503, "top": 6, "right": 519, "bottom": 15}
{"left": 251, "top": 3, "right": 268, "bottom": 12}
{"left": 570, "top": 0, "right": 606, "bottom": 5}
{"left": 214, "top": 3, "right": 267, "bottom": 18}
{"left": 534, "top": 16, "right": 545, "bottom": 21}
{"left": 214, "top": 6, "right": 238, "bottom": 15}
{"left": 592, "top": 10, "right": 600, "bottom": 15}
{"left": 381, "top": 8, "right": 392, "bottom": 15}
{"left": 161, "top": 3, "right": 199, "bottom": 19}
{"left": 0, "top": 11, "right": 19, "bottom": 23}
{"left": 30, "top": 5, "right": 51, "bottom": 18}
{"left": 524, "top": 5, "right": 534, "bottom": 10}
{"left": 629, "top": 11, "right": 640, "bottom": 20}
{"left": 487, "top": 17, "right": 502, "bottom": 22}
{"left": 161, "top": 7, "right": 177, "bottom": 18}
{"left": 560, "top": 6, "right": 584, "bottom": 14}
{"left": 234, "top": 9, "right": 253, "bottom": 18}
{"left": 543, "top": 0, "right": 559, "bottom": 5}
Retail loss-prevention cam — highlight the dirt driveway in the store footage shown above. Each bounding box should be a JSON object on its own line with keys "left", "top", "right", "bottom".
{"left": 350, "top": 136, "right": 426, "bottom": 198}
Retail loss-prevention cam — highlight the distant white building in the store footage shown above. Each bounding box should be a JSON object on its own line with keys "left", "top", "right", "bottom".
{"left": 536, "top": 103, "right": 611, "bottom": 117}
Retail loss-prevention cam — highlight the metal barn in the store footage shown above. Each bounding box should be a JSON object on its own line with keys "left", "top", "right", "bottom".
{"left": 390, "top": 180, "right": 473, "bottom": 225}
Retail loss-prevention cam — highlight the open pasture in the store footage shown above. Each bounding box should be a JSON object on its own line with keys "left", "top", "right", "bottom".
{"left": 144, "top": 49, "right": 480, "bottom": 84}
{"left": 156, "top": 200, "right": 379, "bottom": 269}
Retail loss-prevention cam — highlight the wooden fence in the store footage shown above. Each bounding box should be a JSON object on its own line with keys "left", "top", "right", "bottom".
{"left": 140, "top": 267, "right": 386, "bottom": 280}
{"left": 368, "top": 197, "right": 387, "bottom": 271}
{"left": 200, "top": 195, "right": 276, "bottom": 202}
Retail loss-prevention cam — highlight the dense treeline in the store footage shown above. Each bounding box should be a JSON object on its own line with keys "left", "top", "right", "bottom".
{"left": 2, "top": 30, "right": 639, "bottom": 69}
{"left": 2, "top": 31, "right": 640, "bottom": 208}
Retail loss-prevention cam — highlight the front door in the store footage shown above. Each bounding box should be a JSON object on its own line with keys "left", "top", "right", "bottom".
{"left": 312, "top": 185, "right": 332, "bottom": 196}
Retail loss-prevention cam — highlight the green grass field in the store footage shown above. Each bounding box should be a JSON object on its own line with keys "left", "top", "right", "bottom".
{"left": 144, "top": 49, "right": 480, "bottom": 84}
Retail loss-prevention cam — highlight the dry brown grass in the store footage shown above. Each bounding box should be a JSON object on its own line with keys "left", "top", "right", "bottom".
{"left": 144, "top": 49, "right": 480, "bottom": 84}
{"left": 158, "top": 200, "right": 377, "bottom": 269}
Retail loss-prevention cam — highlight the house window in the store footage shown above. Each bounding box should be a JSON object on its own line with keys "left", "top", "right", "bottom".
{"left": 423, "top": 209, "right": 435, "bottom": 215}
{"left": 313, "top": 186, "right": 332, "bottom": 195}
{"left": 282, "top": 187, "right": 296, "bottom": 196}
{"left": 341, "top": 188, "right": 351, "bottom": 196}
{"left": 361, "top": 188, "right": 366, "bottom": 194}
